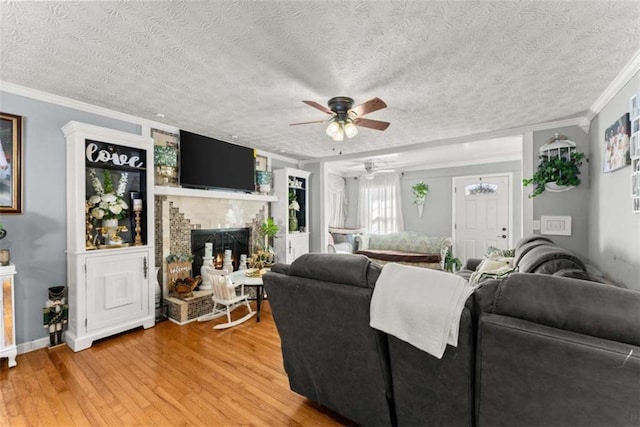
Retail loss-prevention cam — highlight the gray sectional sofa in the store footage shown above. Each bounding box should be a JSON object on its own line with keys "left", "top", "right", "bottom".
{"left": 263, "top": 237, "right": 640, "bottom": 426}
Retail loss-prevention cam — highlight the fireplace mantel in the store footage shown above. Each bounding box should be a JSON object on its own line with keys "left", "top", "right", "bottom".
{"left": 155, "top": 185, "right": 278, "bottom": 202}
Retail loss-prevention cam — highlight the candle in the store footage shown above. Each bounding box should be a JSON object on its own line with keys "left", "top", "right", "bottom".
{"left": 133, "top": 199, "right": 143, "bottom": 211}
{"left": 205, "top": 243, "right": 213, "bottom": 258}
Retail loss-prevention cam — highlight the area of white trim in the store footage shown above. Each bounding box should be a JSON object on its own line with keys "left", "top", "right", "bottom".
{"left": 583, "top": 48, "right": 640, "bottom": 125}
{"left": 155, "top": 185, "right": 278, "bottom": 202}
{"left": 17, "top": 337, "right": 50, "bottom": 355}
{"left": 302, "top": 116, "right": 583, "bottom": 166}
{"left": 522, "top": 131, "right": 534, "bottom": 237}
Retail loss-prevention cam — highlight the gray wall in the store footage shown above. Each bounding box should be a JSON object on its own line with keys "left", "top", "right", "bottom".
{"left": 530, "top": 125, "right": 590, "bottom": 259}
{"left": 343, "top": 160, "right": 522, "bottom": 240}
{"left": 303, "top": 162, "right": 322, "bottom": 253}
{"left": 0, "top": 91, "right": 140, "bottom": 346}
{"left": 587, "top": 71, "right": 640, "bottom": 290}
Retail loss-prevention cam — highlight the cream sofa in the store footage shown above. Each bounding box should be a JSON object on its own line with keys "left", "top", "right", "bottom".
{"left": 355, "top": 232, "right": 452, "bottom": 269}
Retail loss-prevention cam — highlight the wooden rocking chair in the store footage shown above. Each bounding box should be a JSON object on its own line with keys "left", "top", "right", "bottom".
{"left": 197, "top": 266, "right": 255, "bottom": 329}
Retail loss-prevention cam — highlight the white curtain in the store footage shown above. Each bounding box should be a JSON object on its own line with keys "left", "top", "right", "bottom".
{"left": 327, "top": 173, "right": 347, "bottom": 228}
{"left": 358, "top": 172, "right": 404, "bottom": 234}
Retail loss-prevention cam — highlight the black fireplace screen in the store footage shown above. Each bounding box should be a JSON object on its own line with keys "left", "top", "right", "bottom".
{"left": 191, "top": 228, "right": 250, "bottom": 275}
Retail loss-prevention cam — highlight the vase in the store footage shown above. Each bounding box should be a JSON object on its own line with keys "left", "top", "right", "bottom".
{"left": 256, "top": 171, "right": 273, "bottom": 194}
{"left": 289, "top": 210, "right": 298, "bottom": 232}
{"left": 101, "top": 218, "right": 120, "bottom": 245}
{"left": 102, "top": 218, "right": 118, "bottom": 229}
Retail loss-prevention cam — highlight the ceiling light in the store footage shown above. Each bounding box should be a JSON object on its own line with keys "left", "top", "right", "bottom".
{"left": 326, "top": 121, "right": 340, "bottom": 137}
{"left": 332, "top": 124, "right": 345, "bottom": 142}
{"left": 344, "top": 121, "right": 358, "bottom": 138}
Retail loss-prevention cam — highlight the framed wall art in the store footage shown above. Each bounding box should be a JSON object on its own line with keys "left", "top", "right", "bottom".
{"left": 0, "top": 112, "right": 23, "bottom": 214}
{"left": 603, "top": 112, "right": 631, "bottom": 173}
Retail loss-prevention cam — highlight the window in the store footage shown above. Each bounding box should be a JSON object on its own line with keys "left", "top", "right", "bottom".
{"left": 465, "top": 182, "right": 498, "bottom": 195}
{"left": 358, "top": 173, "right": 404, "bottom": 233}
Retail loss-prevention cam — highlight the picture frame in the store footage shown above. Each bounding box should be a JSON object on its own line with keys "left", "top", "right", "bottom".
{"left": 0, "top": 112, "right": 23, "bottom": 214}
{"left": 540, "top": 215, "right": 572, "bottom": 236}
{"left": 603, "top": 112, "right": 631, "bottom": 173}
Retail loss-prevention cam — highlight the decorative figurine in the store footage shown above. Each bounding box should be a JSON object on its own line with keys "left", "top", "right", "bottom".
{"left": 42, "top": 286, "right": 68, "bottom": 347}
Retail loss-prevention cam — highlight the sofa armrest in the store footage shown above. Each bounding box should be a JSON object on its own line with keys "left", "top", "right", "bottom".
{"left": 354, "top": 234, "right": 370, "bottom": 250}
{"left": 328, "top": 241, "right": 353, "bottom": 254}
{"left": 463, "top": 258, "right": 483, "bottom": 271}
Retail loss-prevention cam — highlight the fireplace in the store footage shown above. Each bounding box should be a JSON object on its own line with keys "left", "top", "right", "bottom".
{"left": 191, "top": 228, "right": 250, "bottom": 275}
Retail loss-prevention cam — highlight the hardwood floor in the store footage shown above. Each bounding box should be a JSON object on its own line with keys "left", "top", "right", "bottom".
{"left": 0, "top": 303, "right": 352, "bottom": 426}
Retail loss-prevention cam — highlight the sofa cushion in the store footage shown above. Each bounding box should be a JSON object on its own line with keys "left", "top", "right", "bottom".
{"left": 489, "top": 273, "right": 640, "bottom": 346}
{"left": 288, "top": 253, "right": 381, "bottom": 289}
{"left": 368, "top": 232, "right": 450, "bottom": 254}
{"left": 517, "top": 244, "right": 586, "bottom": 274}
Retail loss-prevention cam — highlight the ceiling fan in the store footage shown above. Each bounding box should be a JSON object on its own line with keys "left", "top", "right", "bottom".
{"left": 290, "top": 96, "right": 390, "bottom": 141}
{"left": 363, "top": 160, "right": 395, "bottom": 179}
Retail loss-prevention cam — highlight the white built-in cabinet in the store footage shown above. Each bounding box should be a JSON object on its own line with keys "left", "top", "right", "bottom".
{"left": 272, "top": 168, "right": 311, "bottom": 264}
{"left": 63, "top": 121, "right": 155, "bottom": 352}
{"left": 0, "top": 263, "right": 17, "bottom": 367}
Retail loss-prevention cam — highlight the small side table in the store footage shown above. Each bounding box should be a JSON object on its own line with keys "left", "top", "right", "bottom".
{"left": 228, "top": 270, "right": 265, "bottom": 322}
{"left": 0, "top": 263, "right": 17, "bottom": 368}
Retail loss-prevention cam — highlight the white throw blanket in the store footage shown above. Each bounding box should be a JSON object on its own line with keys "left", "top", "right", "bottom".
{"left": 370, "top": 263, "right": 474, "bottom": 359}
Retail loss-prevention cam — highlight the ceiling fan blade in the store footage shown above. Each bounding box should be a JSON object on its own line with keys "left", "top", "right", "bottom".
{"left": 355, "top": 117, "right": 391, "bottom": 131}
{"left": 302, "top": 100, "right": 334, "bottom": 115}
{"left": 289, "top": 119, "right": 329, "bottom": 126}
{"left": 351, "top": 97, "right": 387, "bottom": 117}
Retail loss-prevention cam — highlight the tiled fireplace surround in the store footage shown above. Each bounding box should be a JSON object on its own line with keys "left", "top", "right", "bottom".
{"left": 154, "top": 195, "right": 269, "bottom": 295}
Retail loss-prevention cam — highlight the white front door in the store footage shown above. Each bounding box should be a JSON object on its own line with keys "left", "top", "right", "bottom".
{"left": 453, "top": 175, "right": 511, "bottom": 262}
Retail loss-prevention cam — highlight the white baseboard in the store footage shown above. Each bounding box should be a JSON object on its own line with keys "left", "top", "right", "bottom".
{"left": 17, "top": 337, "right": 50, "bottom": 355}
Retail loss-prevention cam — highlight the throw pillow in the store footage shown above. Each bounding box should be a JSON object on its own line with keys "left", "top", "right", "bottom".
{"left": 469, "top": 253, "right": 516, "bottom": 287}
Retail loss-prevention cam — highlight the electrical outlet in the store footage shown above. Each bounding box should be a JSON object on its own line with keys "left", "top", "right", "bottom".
{"left": 533, "top": 220, "right": 541, "bottom": 230}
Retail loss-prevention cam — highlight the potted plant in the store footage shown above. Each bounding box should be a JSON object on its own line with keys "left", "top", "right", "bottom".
{"left": 411, "top": 182, "right": 429, "bottom": 217}
{"left": 523, "top": 151, "right": 585, "bottom": 198}
{"left": 444, "top": 250, "right": 462, "bottom": 273}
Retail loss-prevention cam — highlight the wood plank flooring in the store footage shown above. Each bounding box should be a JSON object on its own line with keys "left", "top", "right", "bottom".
{"left": 0, "top": 302, "right": 353, "bottom": 426}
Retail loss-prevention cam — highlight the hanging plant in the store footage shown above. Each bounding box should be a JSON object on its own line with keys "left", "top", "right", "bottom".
{"left": 411, "top": 182, "right": 429, "bottom": 204}
{"left": 523, "top": 151, "right": 585, "bottom": 198}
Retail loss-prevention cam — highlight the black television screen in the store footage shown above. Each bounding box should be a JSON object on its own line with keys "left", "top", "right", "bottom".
{"left": 179, "top": 130, "right": 255, "bottom": 192}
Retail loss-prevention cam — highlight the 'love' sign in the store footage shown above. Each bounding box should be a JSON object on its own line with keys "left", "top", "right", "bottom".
{"left": 86, "top": 142, "right": 144, "bottom": 169}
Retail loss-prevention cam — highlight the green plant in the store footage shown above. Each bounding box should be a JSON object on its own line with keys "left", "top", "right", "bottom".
{"left": 166, "top": 253, "right": 194, "bottom": 263}
{"left": 260, "top": 217, "right": 279, "bottom": 239}
{"left": 411, "top": 182, "right": 429, "bottom": 204}
{"left": 523, "top": 151, "right": 585, "bottom": 198}
{"left": 444, "top": 250, "right": 462, "bottom": 273}
{"left": 259, "top": 217, "right": 279, "bottom": 251}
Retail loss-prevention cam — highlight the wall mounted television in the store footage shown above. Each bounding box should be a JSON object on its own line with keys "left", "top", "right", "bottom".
{"left": 179, "top": 130, "right": 255, "bottom": 192}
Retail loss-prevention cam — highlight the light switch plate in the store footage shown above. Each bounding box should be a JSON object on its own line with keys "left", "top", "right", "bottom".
{"left": 540, "top": 216, "right": 572, "bottom": 236}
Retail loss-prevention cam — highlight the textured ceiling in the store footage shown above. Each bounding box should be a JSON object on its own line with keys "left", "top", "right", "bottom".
{"left": 1, "top": 1, "right": 639, "bottom": 164}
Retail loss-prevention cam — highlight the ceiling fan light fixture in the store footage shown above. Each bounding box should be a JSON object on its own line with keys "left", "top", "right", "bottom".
{"left": 344, "top": 121, "right": 358, "bottom": 138}
{"left": 326, "top": 120, "right": 340, "bottom": 137}
{"left": 332, "top": 124, "right": 345, "bottom": 142}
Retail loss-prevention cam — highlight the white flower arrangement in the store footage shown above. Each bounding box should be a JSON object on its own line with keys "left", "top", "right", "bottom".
{"left": 289, "top": 200, "right": 300, "bottom": 211}
{"left": 87, "top": 169, "right": 129, "bottom": 220}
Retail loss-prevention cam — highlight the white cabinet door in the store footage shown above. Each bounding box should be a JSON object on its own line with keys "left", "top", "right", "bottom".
{"left": 286, "top": 233, "right": 309, "bottom": 264}
{"left": 86, "top": 251, "right": 149, "bottom": 332}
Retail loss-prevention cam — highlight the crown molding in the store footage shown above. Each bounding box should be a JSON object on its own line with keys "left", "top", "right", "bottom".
{"left": 0, "top": 80, "right": 180, "bottom": 133}
{"left": 1, "top": 80, "right": 298, "bottom": 165}
{"left": 302, "top": 116, "right": 583, "bottom": 166}
{"left": 582, "top": 48, "right": 640, "bottom": 124}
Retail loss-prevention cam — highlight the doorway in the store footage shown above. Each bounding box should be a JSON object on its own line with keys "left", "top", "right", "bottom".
{"left": 453, "top": 174, "right": 512, "bottom": 262}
